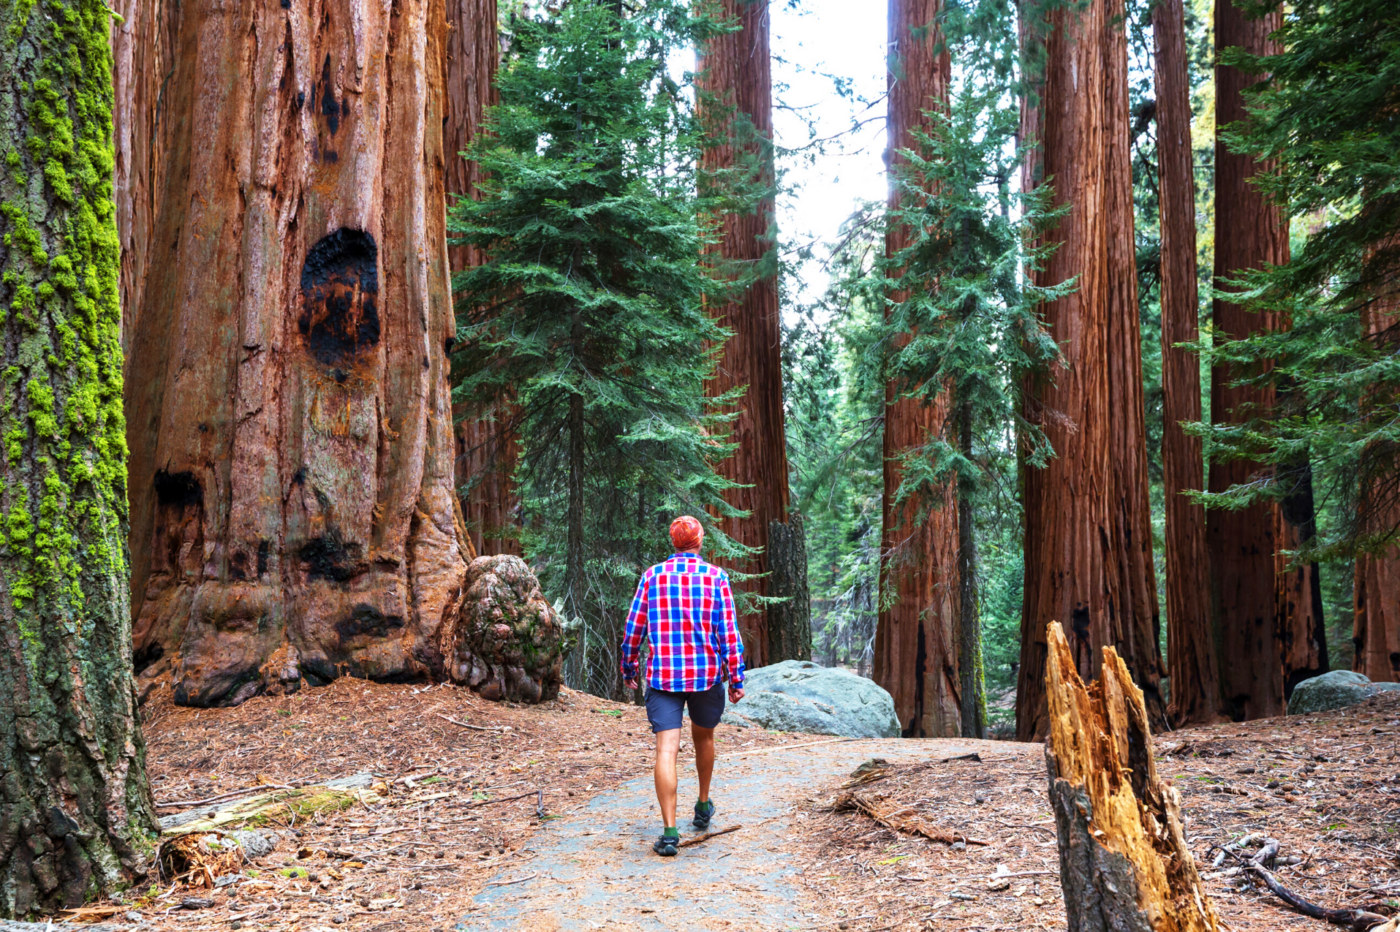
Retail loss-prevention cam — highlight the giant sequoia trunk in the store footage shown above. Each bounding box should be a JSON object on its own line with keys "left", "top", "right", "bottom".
{"left": 115, "top": 0, "right": 475, "bottom": 706}
{"left": 1354, "top": 274, "right": 1400, "bottom": 683}
{"left": 445, "top": 0, "right": 519, "bottom": 558}
{"left": 1153, "top": 0, "right": 1220, "bottom": 725}
{"left": 874, "top": 0, "right": 962, "bottom": 739}
{"left": 1210, "top": 0, "right": 1326, "bottom": 719}
{"left": 696, "top": 0, "right": 792, "bottom": 667}
{"left": 1017, "top": 0, "right": 1165, "bottom": 741}
{"left": 1102, "top": 0, "right": 1165, "bottom": 724}
{"left": 0, "top": 0, "right": 159, "bottom": 912}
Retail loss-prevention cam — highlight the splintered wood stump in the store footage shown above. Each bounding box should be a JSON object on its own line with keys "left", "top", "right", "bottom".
{"left": 1044, "top": 622, "right": 1220, "bottom": 932}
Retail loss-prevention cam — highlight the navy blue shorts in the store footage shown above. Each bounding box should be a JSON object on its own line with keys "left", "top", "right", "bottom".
{"left": 644, "top": 683, "right": 726, "bottom": 733}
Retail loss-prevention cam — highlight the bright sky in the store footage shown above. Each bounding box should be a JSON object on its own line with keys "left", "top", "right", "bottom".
{"left": 770, "top": 0, "right": 890, "bottom": 309}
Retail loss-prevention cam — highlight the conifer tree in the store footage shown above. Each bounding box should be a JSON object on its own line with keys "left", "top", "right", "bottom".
{"left": 449, "top": 0, "right": 738, "bottom": 696}
{"left": 0, "top": 0, "right": 157, "bottom": 910}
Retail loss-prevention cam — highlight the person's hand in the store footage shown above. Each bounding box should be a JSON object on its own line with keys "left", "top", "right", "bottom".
{"left": 728, "top": 685, "right": 744, "bottom": 703}
{"left": 624, "top": 678, "right": 639, "bottom": 692}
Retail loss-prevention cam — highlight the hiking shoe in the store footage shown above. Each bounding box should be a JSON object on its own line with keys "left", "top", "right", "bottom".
{"left": 693, "top": 800, "right": 715, "bottom": 831}
{"left": 653, "top": 833, "right": 679, "bottom": 857}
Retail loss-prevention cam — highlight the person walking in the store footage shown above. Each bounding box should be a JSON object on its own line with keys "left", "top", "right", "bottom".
{"left": 620, "top": 515, "right": 745, "bottom": 857}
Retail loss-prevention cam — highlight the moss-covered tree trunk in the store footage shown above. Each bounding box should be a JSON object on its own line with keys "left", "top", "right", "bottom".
{"left": 0, "top": 0, "right": 159, "bottom": 913}
{"left": 696, "top": 0, "right": 791, "bottom": 667}
{"left": 114, "top": 0, "right": 476, "bottom": 706}
{"left": 874, "top": 0, "right": 962, "bottom": 739}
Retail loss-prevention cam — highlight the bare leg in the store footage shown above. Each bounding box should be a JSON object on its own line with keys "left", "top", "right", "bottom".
{"left": 692, "top": 723, "right": 715, "bottom": 803}
{"left": 654, "top": 728, "right": 680, "bottom": 828}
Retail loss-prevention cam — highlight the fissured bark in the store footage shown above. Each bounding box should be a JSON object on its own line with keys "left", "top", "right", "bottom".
{"left": 1209, "top": 0, "right": 1327, "bottom": 719}
{"left": 697, "top": 0, "right": 791, "bottom": 667}
{"left": 115, "top": 0, "right": 476, "bottom": 706}
{"left": 1354, "top": 264, "right": 1400, "bottom": 682}
{"left": 1153, "top": 0, "right": 1221, "bottom": 726}
{"left": 873, "top": 0, "right": 962, "bottom": 739}
{"left": 445, "top": 0, "right": 519, "bottom": 557}
{"left": 1, "top": 0, "right": 159, "bottom": 913}
{"left": 1017, "top": 0, "right": 1165, "bottom": 741}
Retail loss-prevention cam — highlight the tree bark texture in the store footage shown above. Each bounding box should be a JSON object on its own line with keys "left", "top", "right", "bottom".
{"left": 1152, "top": 0, "right": 1220, "bottom": 726}
{"left": 1044, "top": 623, "right": 1221, "bottom": 932}
{"left": 444, "top": 0, "right": 518, "bottom": 557}
{"left": 1209, "top": 0, "right": 1324, "bottom": 719}
{"left": 696, "top": 0, "right": 790, "bottom": 667}
{"left": 874, "top": 0, "right": 962, "bottom": 739}
{"left": 1354, "top": 276, "right": 1400, "bottom": 683}
{"left": 115, "top": 0, "right": 477, "bottom": 706}
{"left": 766, "top": 516, "right": 811, "bottom": 663}
{"left": 1102, "top": 0, "right": 1166, "bottom": 726}
{"left": 957, "top": 400, "right": 985, "bottom": 739}
{"left": 0, "top": 0, "right": 160, "bottom": 913}
{"left": 1018, "top": 0, "right": 1164, "bottom": 740}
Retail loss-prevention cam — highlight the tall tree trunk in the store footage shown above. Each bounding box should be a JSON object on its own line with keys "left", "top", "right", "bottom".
{"left": 1354, "top": 271, "right": 1400, "bottom": 682}
{"left": 445, "top": 0, "right": 518, "bottom": 557}
{"left": 1277, "top": 466, "right": 1328, "bottom": 694}
{"left": 115, "top": 0, "right": 474, "bottom": 706}
{"left": 1103, "top": 0, "right": 1166, "bottom": 727}
{"left": 0, "top": 0, "right": 159, "bottom": 913}
{"left": 1017, "top": 0, "right": 1164, "bottom": 740}
{"left": 564, "top": 385, "right": 584, "bottom": 625}
{"left": 1209, "top": 0, "right": 1303, "bottom": 720}
{"left": 1017, "top": 0, "right": 1112, "bottom": 741}
{"left": 956, "top": 397, "right": 985, "bottom": 739}
{"left": 696, "top": 0, "right": 790, "bottom": 667}
{"left": 874, "top": 0, "right": 961, "bottom": 739}
{"left": 1153, "top": 0, "right": 1221, "bottom": 726}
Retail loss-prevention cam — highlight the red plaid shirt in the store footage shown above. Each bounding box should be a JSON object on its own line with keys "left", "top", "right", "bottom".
{"left": 619, "top": 553, "right": 745, "bottom": 692}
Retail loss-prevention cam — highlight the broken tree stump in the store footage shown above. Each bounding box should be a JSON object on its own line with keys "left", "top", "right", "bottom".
{"left": 1044, "top": 622, "right": 1220, "bottom": 932}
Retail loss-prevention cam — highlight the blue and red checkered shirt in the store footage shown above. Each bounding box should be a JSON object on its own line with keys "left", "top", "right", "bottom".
{"left": 619, "top": 553, "right": 745, "bottom": 692}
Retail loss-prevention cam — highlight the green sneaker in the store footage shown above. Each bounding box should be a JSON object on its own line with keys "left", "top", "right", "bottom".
{"left": 693, "top": 799, "right": 715, "bottom": 831}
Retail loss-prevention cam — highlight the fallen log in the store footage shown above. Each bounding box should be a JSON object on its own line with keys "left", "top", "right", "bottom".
{"left": 1044, "top": 622, "right": 1220, "bottom": 932}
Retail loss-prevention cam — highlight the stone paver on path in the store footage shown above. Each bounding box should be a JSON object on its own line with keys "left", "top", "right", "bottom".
{"left": 460, "top": 736, "right": 984, "bottom": 931}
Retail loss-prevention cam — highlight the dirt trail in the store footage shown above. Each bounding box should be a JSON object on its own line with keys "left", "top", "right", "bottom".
{"left": 463, "top": 737, "right": 989, "bottom": 931}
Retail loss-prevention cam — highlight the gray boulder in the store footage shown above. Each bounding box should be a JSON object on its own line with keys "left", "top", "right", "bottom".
{"left": 1288, "top": 669, "right": 1400, "bottom": 715}
{"left": 721, "top": 660, "right": 900, "bottom": 738}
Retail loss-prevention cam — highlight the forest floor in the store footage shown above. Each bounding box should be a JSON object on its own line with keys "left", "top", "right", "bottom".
{"left": 71, "top": 682, "right": 1399, "bottom": 932}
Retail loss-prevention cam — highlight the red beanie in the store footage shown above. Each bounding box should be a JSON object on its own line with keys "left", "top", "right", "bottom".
{"left": 669, "top": 515, "right": 704, "bottom": 553}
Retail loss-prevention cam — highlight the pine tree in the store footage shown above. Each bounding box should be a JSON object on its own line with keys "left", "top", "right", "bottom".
{"left": 449, "top": 0, "right": 738, "bottom": 697}
{"left": 0, "top": 0, "right": 158, "bottom": 910}
{"left": 1203, "top": 0, "right": 1400, "bottom": 683}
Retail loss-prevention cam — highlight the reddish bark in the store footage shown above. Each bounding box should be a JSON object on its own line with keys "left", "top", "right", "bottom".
{"left": 1017, "top": 0, "right": 1164, "bottom": 740}
{"left": 444, "top": 0, "right": 520, "bottom": 557}
{"left": 1103, "top": 0, "right": 1166, "bottom": 723}
{"left": 1153, "top": 0, "right": 1221, "bottom": 725}
{"left": 872, "top": 0, "right": 961, "bottom": 739}
{"left": 696, "top": 0, "right": 790, "bottom": 666}
{"left": 1354, "top": 278, "right": 1400, "bottom": 682}
{"left": 1209, "top": 0, "right": 1324, "bottom": 719}
{"left": 116, "top": 0, "right": 476, "bottom": 706}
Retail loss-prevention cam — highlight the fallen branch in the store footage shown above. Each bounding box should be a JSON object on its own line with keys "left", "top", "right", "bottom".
{"left": 677, "top": 824, "right": 742, "bottom": 848}
{"left": 938, "top": 752, "right": 982, "bottom": 763}
{"left": 1246, "top": 864, "right": 1391, "bottom": 932}
{"left": 467, "top": 790, "right": 539, "bottom": 809}
{"left": 436, "top": 713, "right": 512, "bottom": 733}
{"left": 831, "top": 791, "right": 988, "bottom": 846}
{"left": 485, "top": 872, "right": 538, "bottom": 887}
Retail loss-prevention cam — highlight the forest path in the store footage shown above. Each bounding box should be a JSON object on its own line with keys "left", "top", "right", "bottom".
{"left": 462, "top": 735, "right": 990, "bottom": 931}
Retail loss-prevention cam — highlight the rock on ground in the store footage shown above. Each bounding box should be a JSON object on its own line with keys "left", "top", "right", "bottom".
{"left": 449, "top": 556, "right": 564, "bottom": 703}
{"left": 1288, "top": 669, "right": 1400, "bottom": 715}
{"left": 721, "top": 660, "right": 900, "bottom": 738}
